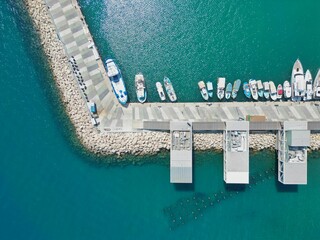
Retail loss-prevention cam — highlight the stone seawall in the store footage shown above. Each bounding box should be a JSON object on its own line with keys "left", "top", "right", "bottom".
{"left": 24, "top": 0, "right": 320, "bottom": 159}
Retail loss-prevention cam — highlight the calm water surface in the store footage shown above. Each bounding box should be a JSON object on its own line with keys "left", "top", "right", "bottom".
{"left": 1, "top": 0, "right": 320, "bottom": 239}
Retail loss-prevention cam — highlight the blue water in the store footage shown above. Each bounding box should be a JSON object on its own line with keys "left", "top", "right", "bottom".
{"left": 1, "top": 0, "right": 320, "bottom": 239}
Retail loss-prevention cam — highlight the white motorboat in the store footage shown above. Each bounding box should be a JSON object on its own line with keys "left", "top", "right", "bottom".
{"left": 206, "top": 81, "right": 213, "bottom": 98}
{"left": 269, "top": 81, "right": 277, "bottom": 101}
{"left": 304, "top": 70, "right": 313, "bottom": 101}
{"left": 291, "top": 59, "right": 304, "bottom": 101}
{"left": 257, "top": 80, "right": 264, "bottom": 98}
{"left": 313, "top": 69, "right": 320, "bottom": 99}
{"left": 217, "top": 77, "right": 225, "bottom": 100}
{"left": 249, "top": 79, "right": 258, "bottom": 100}
{"left": 283, "top": 80, "right": 291, "bottom": 99}
{"left": 198, "top": 81, "right": 209, "bottom": 101}
{"left": 156, "top": 82, "right": 166, "bottom": 101}
{"left": 263, "top": 82, "right": 270, "bottom": 99}
{"left": 163, "top": 77, "right": 177, "bottom": 102}
{"left": 135, "top": 73, "right": 147, "bottom": 103}
{"left": 105, "top": 59, "right": 128, "bottom": 105}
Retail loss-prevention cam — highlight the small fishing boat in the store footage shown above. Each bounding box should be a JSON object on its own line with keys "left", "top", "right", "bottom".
{"left": 313, "top": 69, "right": 320, "bottom": 99}
{"left": 163, "top": 77, "right": 177, "bottom": 102}
{"left": 243, "top": 82, "right": 251, "bottom": 99}
{"left": 304, "top": 70, "right": 313, "bottom": 101}
{"left": 283, "top": 80, "right": 291, "bottom": 99}
{"left": 156, "top": 82, "right": 166, "bottom": 101}
{"left": 105, "top": 59, "right": 128, "bottom": 105}
{"left": 291, "top": 59, "right": 304, "bottom": 101}
{"left": 269, "top": 81, "right": 277, "bottom": 101}
{"left": 277, "top": 84, "right": 283, "bottom": 99}
{"left": 225, "top": 83, "right": 232, "bottom": 100}
{"left": 249, "top": 79, "right": 258, "bottom": 100}
{"left": 257, "top": 80, "right": 264, "bottom": 98}
{"left": 231, "top": 79, "right": 241, "bottom": 99}
{"left": 198, "top": 81, "right": 209, "bottom": 101}
{"left": 206, "top": 81, "right": 214, "bottom": 98}
{"left": 135, "top": 73, "right": 147, "bottom": 103}
{"left": 217, "top": 77, "right": 225, "bottom": 100}
{"left": 263, "top": 82, "right": 270, "bottom": 99}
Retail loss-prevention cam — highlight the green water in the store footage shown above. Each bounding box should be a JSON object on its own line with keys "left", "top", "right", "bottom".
{"left": 79, "top": 0, "right": 320, "bottom": 102}
{"left": 1, "top": 0, "right": 320, "bottom": 239}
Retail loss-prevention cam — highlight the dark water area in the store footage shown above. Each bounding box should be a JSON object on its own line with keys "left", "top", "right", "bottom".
{"left": 1, "top": 0, "right": 320, "bottom": 239}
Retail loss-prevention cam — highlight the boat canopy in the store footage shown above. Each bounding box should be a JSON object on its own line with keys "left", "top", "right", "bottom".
{"left": 263, "top": 82, "right": 269, "bottom": 90}
{"left": 296, "top": 75, "right": 305, "bottom": 91}
{"left": 106, "top": 60, "right": 119, "bottom": 77}
{"left": 198, "top": 81, "right": 205, "bottom": 89}
{"left": 257, "top": 80, "right": 263, "bottom": 89}
{"left": 207, "top": 81, "right": 213, "bottom": 90}
{"left": 218, "top": 78, "right": 225, "bottom": 88}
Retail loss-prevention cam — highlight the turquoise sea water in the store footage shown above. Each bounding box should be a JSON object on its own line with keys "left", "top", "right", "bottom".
{"left": 1, "top": 0, "right": 320, "bottom": 239}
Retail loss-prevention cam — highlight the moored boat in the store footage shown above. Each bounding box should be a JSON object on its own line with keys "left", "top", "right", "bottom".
{"left": 263, "top": 82, "right": 270, "bottom": 99}
{"left": 105, "top": 59, "right": 128, "bottom": 105}
{"left": 135, "top": 73, "right": 147, "bottom": 103}
{"left": 249, "top": 79, "right": 258, "bottom": 100}
{"left": 225, "top": 83, "right": 232, "bottom": 100}
{"left": 283, "top": 80, "right": 291, "bottom": 99}
{"left": 231, "top": 79, "right": 241, "bottom": 99}
{"left": 304, "top": 70, "right": 313, "bottom": 101}
{"left": 156, "top": 82, "right": 166, "bottom": 101}
{"left": 277, "top": 84, "right": 283, "bottom": 99}
{"left": 206, "top": 81, "right": 214, "bottom": 98}
{"left": 217, "top": 77, "right": 225, "bottom": 100}
{"left": 269, "top": 81, "right": 277, "bottom": 101}
{"left": 163, "top": 77, "right": 177, "bottom": 102}
{"left": 313, "top": 69, "right": 320, "bottom": 99}
{"left": 291, "top": 59, "right": 304, "bottom": 101}
{"left": 198, "top": 81, "right": 209, "bottom": 101}
{"left": 257, "top": 80, "right": 264, "bottom": 98}
{"left": 243, "top": 82, "right": 251, "bottom": 99}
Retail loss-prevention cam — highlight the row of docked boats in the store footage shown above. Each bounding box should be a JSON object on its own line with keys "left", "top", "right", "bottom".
{"left": 105, "top": 58, "right": 320, "bottom": 105}
{"left": 197, "top": 59, "right": 320, "bottom": 102}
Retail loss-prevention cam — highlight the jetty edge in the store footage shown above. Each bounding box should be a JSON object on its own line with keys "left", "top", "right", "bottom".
{"left": 24, "top": 0, "right": 320, "bottom": 159}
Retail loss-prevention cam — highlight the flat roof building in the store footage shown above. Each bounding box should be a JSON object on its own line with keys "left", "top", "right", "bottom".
{"left": 223, "top": 121, "right": 249, "bottom": 184}
{"left": 170, "top": 121, "right": 193, "bottom": 183}
{"left": 277, "top": 121, "right": 310, "bottom": 184}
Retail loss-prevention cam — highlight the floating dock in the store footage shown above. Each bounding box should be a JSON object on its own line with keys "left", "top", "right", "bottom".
{"left": 277, "top": 121, "right": 310, "bottom": 184}
{"left": 223, "top": 121, "right": 249, "bottom": 184}
{"left": 170, "top": 121, "right": 193, "bottom": 183}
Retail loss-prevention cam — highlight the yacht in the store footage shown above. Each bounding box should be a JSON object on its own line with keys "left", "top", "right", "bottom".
{"left": 135, "top": 73, "right": 147, "bottom": 103}
{"left": 217, "top": 77, "right": 225, "bottom": 100}
{"left": 225, "top": 83, "right": 232, "bottom": 100}
{"left": 283, "top": 81, "right": 291, "bottom": 99}
{"left": 105, "top": 59, "right": 128, "bottom": 105}
{"left": 163, "top": 77, "right": 177, "bottom": 102}
{"left": 257, "top": 80, "right": 264, "bottom": 98}
{"left": 156, "top": 82, "right": 166, "bottom": 101}
{"left": 263, "top": 82, "right": 270, "bottom": 99}
{"left": 198, "top": 81, "right": 209, "bottom": 101}
{"left": 291, "top": 59, "right": 304, "bottom": 101}
{"left": 304, "top": 70, "right": 313, "bottom": 101}
{"left": 249, "top": 79, "right": 258, "bottom": 100}
{"left": 313, "top": 69, "right": 320, "bottom": 99}
{"left": 269, "top": 81, "right": 277, "bottom": 101}
{"left": 206, "top": 81, "right": 214, "bottom": 98}
{"left": 232, "top": 79, "right": 241, "bottom": 99}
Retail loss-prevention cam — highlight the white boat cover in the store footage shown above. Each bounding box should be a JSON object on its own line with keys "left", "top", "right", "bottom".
{"left": 263, "top": 82, "right": 269, "bottom": 90}
{"left": 218, "top": 78, "right": 226, "bottom": 88}
{"left": 207, "top": 81, "right": 213, "bottom": 90}
{"left": 198, "top": 81, "right": 206, "bottom": 89}
{"left": 106, "top": 60, "right": 119, "bottom": 77}
{"left": 296, "top": 75, "right": 305, "bottom": 92}
{"left": 257, "top": 80, "right": 263, "bottom": 89}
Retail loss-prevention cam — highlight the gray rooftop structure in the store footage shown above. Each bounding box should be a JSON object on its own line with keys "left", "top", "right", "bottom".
{"left": 223, "top": 121, "right": 249, "bottom": 184}
{"left": 277, "top": 121, "right": 310, "bottom": 184}
{"left": 170, "top": 121, "right": 193, "bottom": 183}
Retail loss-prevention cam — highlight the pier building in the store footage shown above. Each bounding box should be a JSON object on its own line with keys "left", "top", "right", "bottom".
{"left": 223, "top": 121, "right": 249, "bottom": 184}
{"left": 170, "top": 121, "right": 193, "bottom": 183}
{"left": 277, "top": 121, "right": 310, "bottom": 184}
